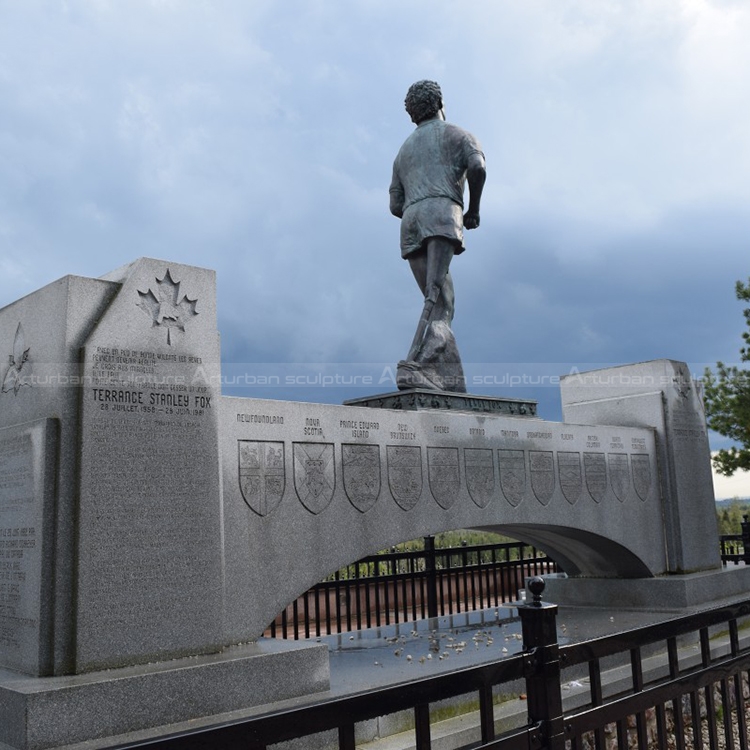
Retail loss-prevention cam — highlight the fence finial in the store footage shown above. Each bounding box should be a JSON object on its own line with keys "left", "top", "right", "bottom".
{"left": 528, "top": 576, "right": 545, "bottom": 607}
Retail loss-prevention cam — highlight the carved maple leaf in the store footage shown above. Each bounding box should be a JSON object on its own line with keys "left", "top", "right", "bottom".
{"left": 1, "top": 323, "right": 31, "bottom": 395}
{"left": 137, "top": 270, "right": 198, "bottom": 345}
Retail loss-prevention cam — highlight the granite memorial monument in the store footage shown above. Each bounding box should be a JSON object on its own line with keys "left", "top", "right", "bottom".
{"left": 0, "top": 257, "right": 740, "bottom": 749}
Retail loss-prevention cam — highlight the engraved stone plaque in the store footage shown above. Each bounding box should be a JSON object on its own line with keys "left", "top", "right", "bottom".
{"left": 465, "top": 448, "right": 494, "bottom": 508}
{"left": 387, "top": 446, "right": 422, "bottom": 510}
{"left": 558, "top": 451, "right": 582, "bottom": 505}
{"left": 498, "top": 449, "right": 526, "bottom": 507}
{"left": 609, "top": 453, "right": 630, "bottom": 502}
{"left": 77, "top": 259, "right": 224, "bottom": 673}
{"left": 0, "top": 419, "right": 57, "bottom": 676}
{"left": 631, "top": 454, "right": 652, "bottom": 502}
{"left": 342, "top": 444, "right": 381, "bottom": 513}
{"left": 293, "top": 443, "right": 335, "bottom": 514}
{"left": 583, "top": 452, "right": 607, "bottom": 503}
{"left": 530, "top": 451, "right": 555, "bottom": 505}
{"left": 238, "top": 441, "right": 285, "bottom": 516}
{"left": 427, "top": 447, "right": 460, "bottom": 510}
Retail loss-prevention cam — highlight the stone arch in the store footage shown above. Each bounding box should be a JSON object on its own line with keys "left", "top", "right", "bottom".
{"left": 483, "top": 524, "right": 653, "bottom": 578}
{"left": 263, "top": 521, "right": 654, "bottom": 638}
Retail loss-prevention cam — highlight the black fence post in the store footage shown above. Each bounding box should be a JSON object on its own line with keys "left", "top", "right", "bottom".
{"left": 424, "top": 535, "right": 439, "bottom": 619}
{"left": 519, "top": 576, "right": 565, "bottom": 750}
{"left": 742, "top": 515, "right": 750, "bottom": 565}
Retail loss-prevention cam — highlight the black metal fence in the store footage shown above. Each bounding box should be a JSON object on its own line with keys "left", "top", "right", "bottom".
{"left": 722, "top": 534, "right": 745, "bottom": 565}
{"left": 269, "top": 521, "right": 750, "bottom": 641}
{"left": 113, "top": 578, "right": 750, "bottom": 750}
{"left": 267, "top": 538, "right": 557, "bottom": 639}
{"left": 721, "top": 515, "right": 750, "bottom": 566}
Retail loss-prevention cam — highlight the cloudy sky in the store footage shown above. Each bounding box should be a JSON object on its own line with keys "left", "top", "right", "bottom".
{"left": 1, "top": 1, "right": 749, "bottom": 496}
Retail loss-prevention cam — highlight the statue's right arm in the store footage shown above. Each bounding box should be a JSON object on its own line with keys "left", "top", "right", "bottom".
{"left": 464, "top": 152, "right": 486, "bottom": 229}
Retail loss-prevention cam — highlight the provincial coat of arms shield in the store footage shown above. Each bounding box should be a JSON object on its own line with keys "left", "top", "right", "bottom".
{"left": 497, "top": 449, "right": 526, "bottom": 507}
{"left": 342, "top": 444, "right": 381, "bottom": 513}
{"left": 631, "top": 454, "right": 652, "bottom": 501}
{"left": 530, "top": 451, "right": 555, "bottom": 505}
{"left": 465, "top": 448, "right": 494, "bottom": 508}
{"left": 387, "top": 446, "right": 422, "bottom": 511}
{"left": 293, "top": 442, "right": 335, "bottom": 514}
{"left": 238, "top": 441, "right": 286, "bottom": 516}
{"left": 608, "top": 453, "right": 630, "bottom": 502}
{"left": 583, "top": 452, "right": 607, "bottom": 503}
{"left": 558, "top": 451, "right": 582, "bottom": 505}
{"left": 427, "top": 447, "right": 460, "bottom": 510}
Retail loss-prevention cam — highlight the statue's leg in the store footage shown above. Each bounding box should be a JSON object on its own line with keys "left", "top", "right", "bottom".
{"left": 405, "top": 239, "right": 456, "bottom": 362}
{"left": 405, "top": 252, "right": 428, "bottom": 361}
{"left": 424, "top": 237, "right": 455, "bottom": 324}
{"left": 408, "top": 251, "right": 428, "bottom": 296}
{"left": 400, "top": 239, "right": 464, "bottom": 391}
{"left": 407, "top": 239, "right": 455, "bottom": 318}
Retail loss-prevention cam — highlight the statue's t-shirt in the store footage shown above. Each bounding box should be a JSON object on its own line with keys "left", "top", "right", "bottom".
{"left": 390, "top": 119, "right": 483, "bottom": 258}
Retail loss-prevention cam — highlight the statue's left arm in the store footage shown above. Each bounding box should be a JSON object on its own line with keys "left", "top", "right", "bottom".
{"left": 463, "top": 152, "right": 486, "bottom": 230}
{"left": 389, "top": 164, "right": 405, "bottom": 219}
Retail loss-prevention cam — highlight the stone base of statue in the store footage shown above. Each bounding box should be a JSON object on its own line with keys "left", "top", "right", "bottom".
{"left": 344, "top": 389, "right": 538, "bottom": 417}
{"left": 398, "top": 320, "right": 466, "bottom": 392}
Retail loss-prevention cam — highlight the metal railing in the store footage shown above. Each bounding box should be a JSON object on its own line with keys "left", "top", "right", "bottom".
{"left": 721, "top": 515, "right": 750, "bottom": 566}
{"left": 270, "top": 519, "right": 750, "bottom": 641}
{"left": 267, "top": 537, "right": 557, "bottom": 639}
{"left": 722, "top": 534, "right": 745, "bottom": 565}
{"left": 557, "top": 595, "right": 750, "bottom": 749}
{"left": 111, "top": 577, "right": 750, "bottom": 750}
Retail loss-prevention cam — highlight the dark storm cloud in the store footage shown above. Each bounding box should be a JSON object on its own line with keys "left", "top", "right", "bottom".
{"left": 1, "top": 1, "right": 749, "bottom": 496}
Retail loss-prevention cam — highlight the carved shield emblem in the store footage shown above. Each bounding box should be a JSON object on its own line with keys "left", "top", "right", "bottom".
{"left": 293, "top": 443, "right": 335, "bottom": 514}
{"left": 498, "top": 449, "right": 526, "bottom": 507}
{"left": 608, "top": 453, "right": 630, "bottom": 502}
{"left": 428, "top": 447, "right": 460, "bottom": 510}
{"left": 530, "top": 451, "right": 555, "bottom": 506}
{"left": 558, "top": 452, "right": 582, "bottom": 505}
{"left": 238, "top": 441, "right": 285, "bottom": 516}
{"left": 465, "top": 448, "right": 494, "bottom": 508}
{"left": 583, "top": 452, "right": 607, "bottom": 503}
{"left": 1, "top": 322, "right": 31, "bottom": 396}
{"left": 342, "top": 444, "right": 381, "bottom": 513}
{"left": 631, "top": 454, "right": 651, "bottom": 502}
{"left": 387, "top": 446, "right": 422, "bottom": 511}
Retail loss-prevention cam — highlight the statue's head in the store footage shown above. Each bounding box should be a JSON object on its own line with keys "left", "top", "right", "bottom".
{"left": 404, "top": 80, "right": 443, "bottom": 124}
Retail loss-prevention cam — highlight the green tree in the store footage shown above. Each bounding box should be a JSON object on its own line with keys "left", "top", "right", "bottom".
{"left": 715, "top": 501, "right": 749, "bottom": 535}
{"left": 704, "top": 278, "right": 750, "bottom": 475}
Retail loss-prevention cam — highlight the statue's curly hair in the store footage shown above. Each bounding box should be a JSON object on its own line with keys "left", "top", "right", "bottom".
{"left": 404, "top": 80, "right": 442, "bottom": 124}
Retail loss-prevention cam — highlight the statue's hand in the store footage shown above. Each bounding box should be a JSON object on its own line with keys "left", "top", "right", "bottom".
{"left": 464, "top": 211, "right": 480, "bottom": 230}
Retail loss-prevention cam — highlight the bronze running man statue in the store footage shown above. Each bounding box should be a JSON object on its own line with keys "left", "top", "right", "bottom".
{"left": 389, "top": 80, "right": 486, "bottom": 393}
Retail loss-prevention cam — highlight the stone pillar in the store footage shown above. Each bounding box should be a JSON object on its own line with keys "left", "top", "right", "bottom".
{"left": 75, "top": 258, "right": 224, "bottom": 672}
{"left": 0, "top": 274, "right": 120, "bottom": 675}
{"left": 0, "top": 259, "right": 226, "bottom": 676}
{"left": 560, "top": 360, "right": 720, "bottom": 574}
